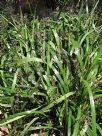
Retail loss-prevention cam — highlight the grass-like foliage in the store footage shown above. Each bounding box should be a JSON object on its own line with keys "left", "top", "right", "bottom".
{"left": 0, "top": 9, "right": 102, "bottom": 136}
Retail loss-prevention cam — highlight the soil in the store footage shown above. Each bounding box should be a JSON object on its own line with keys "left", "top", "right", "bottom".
{"left": 1, "top": 0, "right": 102, "bottom": 23}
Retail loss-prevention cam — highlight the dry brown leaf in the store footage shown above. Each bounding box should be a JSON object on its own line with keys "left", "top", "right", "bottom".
{"left": 0, "top": 127, "right": 9, "bottom": 136}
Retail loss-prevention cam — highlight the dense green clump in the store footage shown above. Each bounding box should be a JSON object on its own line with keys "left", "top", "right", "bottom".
{"left": 0, "top": 1, "right": 102, "bottom": 136}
